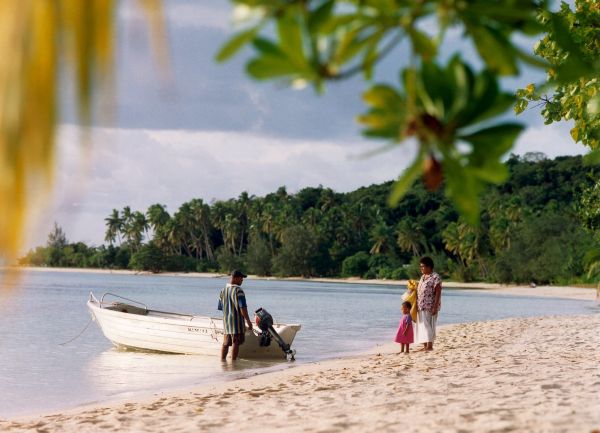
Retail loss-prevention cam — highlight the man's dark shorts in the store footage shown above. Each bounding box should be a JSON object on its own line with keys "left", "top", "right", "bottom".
{"left": 223, "top": 333, "right": 245, "bottom": 346}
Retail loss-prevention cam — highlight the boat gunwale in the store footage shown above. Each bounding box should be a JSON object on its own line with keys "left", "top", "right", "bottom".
{"left": 87, "top": 298, "right": 301, "bottom": 330}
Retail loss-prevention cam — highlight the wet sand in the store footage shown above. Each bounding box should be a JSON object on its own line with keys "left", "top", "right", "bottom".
{"left": 1, "top": 314, "right": 599, "bottom": 433}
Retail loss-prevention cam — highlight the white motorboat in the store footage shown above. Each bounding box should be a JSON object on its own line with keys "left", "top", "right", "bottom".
{"left": 87, "top": 292, "right": 301, "bottom": 359}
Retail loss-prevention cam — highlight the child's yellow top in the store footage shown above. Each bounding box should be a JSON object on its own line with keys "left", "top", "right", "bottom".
{"left": 401, "top": 279, "right": 418, "bottom": 322}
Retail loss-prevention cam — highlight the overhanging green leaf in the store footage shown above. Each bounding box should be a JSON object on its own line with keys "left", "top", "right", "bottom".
{"left": 362, "top": 84, "right": 403, "bottom": 110}
{"left": 246, "top": 56, "right": 299, "bottom": 79}
{"left": 277, "top": 13, "right": 306, "bottom": 68}
{"left": 320, "top": 14, "right": 358, "bottom": 34}
{"left": 470, "top": 163, "right": 509, "bottom": 184}
{"left": 408, "top": 28, "right": 437, "bottom": 61}
{"left": 336, "top": 29, "right": 383, "bottom": 66}
{"left": 417, "top": 61, "right": 450, "bottom": 118}
{"left": 446, "top": 58, "right": 474, "bottom": 121}
{"left": 461, "top": 123, "right": 524, "bottom": 164}
{"left": 469, "top": 25, "right": 518, "bottom": 76}
{"left": 308, "top": 0, "right": 335, "bottom": 34}
{"left": 216, "top": 27, "right": 258, "bottom": 62}
{"left": 253, "top": 38, "right": 284, "bottom": 57}
{"left": 444, "top": 159, "right": 481, "bottom": 226}
{"left": 388, "top": 149, "right": 425, "bottom": 206}
{"left": 469, "top": 92, "right": 515, "bottom": 126}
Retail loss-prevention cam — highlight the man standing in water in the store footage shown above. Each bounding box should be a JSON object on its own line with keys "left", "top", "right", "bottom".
{"left": 218, "top": 270, "right": 253, "bottom": 361}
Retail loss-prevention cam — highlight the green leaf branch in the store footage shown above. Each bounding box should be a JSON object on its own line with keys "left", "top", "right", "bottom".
{"left": 217, "top": 0, "right": 593, "bottom": 224}
{"left": 516, "top": 0, "right": 600, "bottom": 150}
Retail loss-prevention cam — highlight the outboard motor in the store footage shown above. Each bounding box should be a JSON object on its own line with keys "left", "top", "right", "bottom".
{"left": 254, "top": 307, "right": 295, "bottom": 360}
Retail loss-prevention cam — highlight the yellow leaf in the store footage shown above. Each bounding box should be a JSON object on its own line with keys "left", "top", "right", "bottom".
{"left": 570, "top": 126, "right": 579, "bottom": 142}
{"left": 526, "top": 83, "right": 535, "bottom": 95}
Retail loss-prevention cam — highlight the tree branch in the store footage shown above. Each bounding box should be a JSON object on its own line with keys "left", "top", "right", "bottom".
{"left": 324, "top": 31, "right": 404, "bottom": 81}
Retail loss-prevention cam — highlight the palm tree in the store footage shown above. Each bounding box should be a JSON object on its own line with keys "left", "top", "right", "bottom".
{"left": 275, "top": 186, "right": 288, "bottom": 203}
{"left": 442, "top": 222, "right": 462, "bottom": 263}
{"left": 147, "top": 204, "right": 170, "bottom": 231}
{"left": 189, "top": 199, "right": 214, "bottom": 260}
{"left": 457, "top": 223, "right": 479, "bottom": 266}
{"left": 47, "top": 222, "right": 68, "bottom": 248}
{"left": 175, "top": 199, "right": 215, "bottom": 261}
{"left": 349, "top": 201, "right": 374, "bottom": 241}
{"left": 104, "top": 209, "right": 123, "bottom": 245}
{"left": 137, "top": 211, "right": 150, "bottom": 239}
{"left": 126, "top": 211, "right": 148, "bottom": 252}
{"left": 222, "top": 214, "right": 240, "bottom": 254}
{"left": 319, "top": 188, "right": 338, "bottom": 212}
{"left": 488, "top": 200, "right": 522, "bottom": 253}
{"left": 302, "top": 207, "right": 322, "bottom": 231}
{"left": 237, "top": 191, "right": 253, "bottom": 255}
{"left": 261, "top": 203, "right": 277, "bottom": 255}
{"left": 395, "top": 219, "right": 426, "bottom": 256}
{"left": 328, "top": 207, "right": 357, "bottom": 261}
{"left": 120, "top": 206, "right": 134, "bottom": 247}
{"left": 247, "top": 198, "right": 264, "bottom": 239}
{"left": 167, "top": 213, "right": 191, "bottom": 257}
{"left": 211, "top": 201, "right": 228, "bottom": 249}
{"left": 146, "top": 204, "right": 171, "bottom": 252}
{"left": 273, "top": 204, "right": 299, "bottom": 243}
{"left": 369, "top": 221, "right": 393, "bottom": 255}
{"left": 176, "top": 202, "right": 195, "bottom": 257}
{"left": 443, "top": 220, "right": 486, "bottom": 276}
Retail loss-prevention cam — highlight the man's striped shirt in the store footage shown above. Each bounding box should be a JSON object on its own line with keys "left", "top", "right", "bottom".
{"left": 218, "top": 284, "right": 247, "bottom": 335}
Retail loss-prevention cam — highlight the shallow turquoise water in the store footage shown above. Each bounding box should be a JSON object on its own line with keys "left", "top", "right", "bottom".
{"left": 0, "top": 270, "right": 597, "bottom": 417}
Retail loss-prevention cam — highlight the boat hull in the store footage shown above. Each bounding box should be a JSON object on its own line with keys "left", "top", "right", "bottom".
{"left": 87, "top": 297, "right": 300, "bottom": 359}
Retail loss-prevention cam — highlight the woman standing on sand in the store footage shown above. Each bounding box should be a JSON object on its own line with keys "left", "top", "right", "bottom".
{"left": 415, "top": 256, "right": 442, "bottom": 351}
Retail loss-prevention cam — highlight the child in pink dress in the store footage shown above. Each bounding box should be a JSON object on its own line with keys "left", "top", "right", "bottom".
{"left": 394, "top": 301, "right": 414, "bottom": 353}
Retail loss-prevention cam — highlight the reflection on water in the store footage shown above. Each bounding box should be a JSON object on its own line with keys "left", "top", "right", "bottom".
{"left": 88, "top": 348, "right": 284, "bottom": 397}
{"left": 90, "top": 350, "right": 217, "bottom": 395}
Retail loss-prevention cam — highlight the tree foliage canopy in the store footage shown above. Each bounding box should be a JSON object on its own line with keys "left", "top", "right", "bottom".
{"left": 516, "top": 0, "right": 600, "bottom": 150}
{"left": 217, "top": 0, "right": 596, "bottom": 224}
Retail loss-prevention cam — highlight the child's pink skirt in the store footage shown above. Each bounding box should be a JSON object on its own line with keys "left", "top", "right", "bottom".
{"left": 394, "top": 318, "right": 414, "bottom": 344}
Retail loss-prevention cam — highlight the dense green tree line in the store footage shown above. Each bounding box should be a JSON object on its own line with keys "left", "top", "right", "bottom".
{"left": 19, "top": 154, "right": 599, "bottom": 285}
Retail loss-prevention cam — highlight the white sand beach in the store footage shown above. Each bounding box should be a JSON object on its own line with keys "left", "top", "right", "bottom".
{"left": 2, "top": 314, "right": 599, "bottom": 433}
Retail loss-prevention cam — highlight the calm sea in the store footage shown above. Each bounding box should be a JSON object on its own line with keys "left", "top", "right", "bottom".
{"left": 0, "top": 269, "right": 597, "bottom": 418}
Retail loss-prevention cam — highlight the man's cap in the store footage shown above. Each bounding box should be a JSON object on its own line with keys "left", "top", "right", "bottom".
{"left": 231, "top": 270, "right": 247, "bottom": 278}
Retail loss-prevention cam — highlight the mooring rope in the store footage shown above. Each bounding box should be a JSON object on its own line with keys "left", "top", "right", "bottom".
{"left": 59, "top": 316, "right": 94, "bottom": 346}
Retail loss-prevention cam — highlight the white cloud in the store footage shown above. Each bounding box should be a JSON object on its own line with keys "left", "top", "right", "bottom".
{"left": 23, "top": 125, "right": 416, "bottom": 250}
{"left": 119, "top": 2, "right": 230, "bottom": 31}
{"left": 512, "top": 120, "right": 588, "bottom": 158}
{"left": 165, "top": 3, "right": 230, "bottom": 31}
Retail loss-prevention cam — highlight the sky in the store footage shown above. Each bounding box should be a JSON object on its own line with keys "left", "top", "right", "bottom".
{"left": 24, "top": 0, "right": 589, "bottom": 251}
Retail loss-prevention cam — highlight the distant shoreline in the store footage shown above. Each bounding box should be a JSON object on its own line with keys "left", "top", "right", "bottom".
{"left": 3, "top": 265, "right": 598, "bottom": 302}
